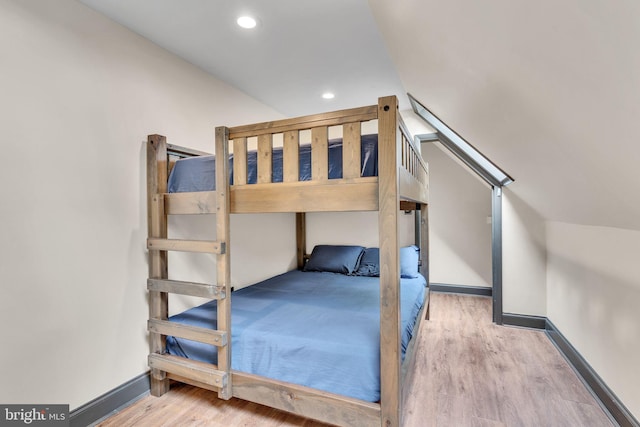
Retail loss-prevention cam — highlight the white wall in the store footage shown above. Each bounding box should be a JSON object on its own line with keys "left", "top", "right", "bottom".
{"left": 546, "top": 222, "right": 640, "bottom": 418}
{"left": 306, "top": 211, "right": 415, "bottom": 251}
{"left": 502, "top": 188, "right": 547, "bottom": 316}
{"left": 421, "top": 143, "right": 492, "bottom": 288}
{"left": 0, "top": 0, "right": 285, "bottom": 410}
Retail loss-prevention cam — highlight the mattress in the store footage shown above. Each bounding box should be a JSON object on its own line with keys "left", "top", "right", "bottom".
{"left": 167, "top": 134, "right": 379, "bottom": 192}
{"left": 166, "top": 269, "right": 426, "bottom": 402}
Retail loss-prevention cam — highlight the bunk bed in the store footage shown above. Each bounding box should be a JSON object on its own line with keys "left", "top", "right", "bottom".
{"left": 146, "top": 95, "right": 430, "bottom": 426}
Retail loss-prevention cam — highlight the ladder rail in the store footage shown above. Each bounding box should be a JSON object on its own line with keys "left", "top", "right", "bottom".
{"left": 214, "top": 126, "right": 232, "bottom": 399}
{"left": 147, "top": 135, "right": 170, "bottom": 396}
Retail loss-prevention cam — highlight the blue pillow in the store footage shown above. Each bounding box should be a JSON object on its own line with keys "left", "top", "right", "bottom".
{"left": 304, "top": 245, "right": 365, "bottom": 274}
{"left": 354, "top": 247, "right": 380, "bottom": 276}
{"left": 400, "top": 245, "right": 420, "bottom": 278}
{"left": 354, "top": 246, "right": 421, "bottom": 278}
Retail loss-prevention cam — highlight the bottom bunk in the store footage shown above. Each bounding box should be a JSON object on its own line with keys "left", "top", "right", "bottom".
{"left": 162, "top": 245, "right": 429, "bottom": 422}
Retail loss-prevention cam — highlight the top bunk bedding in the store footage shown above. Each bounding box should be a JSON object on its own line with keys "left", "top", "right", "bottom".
{"left": 166, "top": 268, "right": 426, "bottom": 402}
{"left": 167, "top": 134, "right": 378, "bottom": 193}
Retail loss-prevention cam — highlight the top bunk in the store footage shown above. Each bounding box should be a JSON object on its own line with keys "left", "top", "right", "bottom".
{"left": 147, "top": 95, "right": 429, "bottom": 215}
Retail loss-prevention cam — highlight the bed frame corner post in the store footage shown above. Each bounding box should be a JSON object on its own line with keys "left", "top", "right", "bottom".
{"left": 147, "top": 134, "right": 170, "bottom": 396}
{"left": 377, "top": 96, "right": 402, "bottom": 427}
{"left": 296, "top": 212, "right": 306, "bottom": 269}
{"left": 147, "top": 134, "right": 168, "bottom": 234}
{"left": 420, "top": 203, "right": 430, "bottom": 320}
{"left": 215, "top": 126, "right": 233, "bottom": 400}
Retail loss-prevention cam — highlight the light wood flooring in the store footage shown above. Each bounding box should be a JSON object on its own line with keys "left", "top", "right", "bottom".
{"left": 98, "top": 293, "right": 614, "bottom": 426}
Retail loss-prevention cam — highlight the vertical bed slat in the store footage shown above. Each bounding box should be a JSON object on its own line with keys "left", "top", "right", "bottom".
{"left": 377, "top": 96, "right": 402, "bottom": 427}
{"left": 147, "top": 134, "right": 170, "bottom": 396}
{"left": 311, "top": 126, "right": 328, "bottom": 180}
{"left": 283, "top": 130, "right": 299, "bottom": 183}
{"left": 342, "top": 122, "right": 361, "bottom": 179}
{"left": 233, "top": 137, "right": 248, "bottom": 185}
{"left": 215, "top": 127, "right": 232, "bottom": 399}
{"left": 257, "top": 134, "right": 273, "bottom": 184}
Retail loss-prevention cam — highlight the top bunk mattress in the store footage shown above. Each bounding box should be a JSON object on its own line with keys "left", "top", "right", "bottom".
{"left": 165, "top": 269, "right": 426, "bottom": 402}
{"left": 167, "top": 134, "right": 378, "bottom": 192}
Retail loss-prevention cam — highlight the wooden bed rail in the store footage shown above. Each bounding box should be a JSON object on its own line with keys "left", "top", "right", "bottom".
{"left": 167, "top": 143, "right": 211, "bottom": 158}
{"left": 227, "top": 109, "right": 378, "bottom": 193}
{"left": 398, "top": 115, "right": 429, "bottom": 204}
{"left": 223, "top": 97, "right": 428, "bottom": 213}
{"left": 227, "top": 104, "right": 378, "bottom": 139}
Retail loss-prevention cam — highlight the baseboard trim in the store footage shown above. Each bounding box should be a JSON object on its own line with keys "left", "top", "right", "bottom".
{"left": 502, "top": 313, "right": 546, "bottom": 330}
{"left": 70, "top": 372, "right": 150, "bottom": 427}
{"left": 429, "top": 283, "right": 492, "bottom": 297}
{"left": 545, "top": 320, "right": 639, "bottom": 427}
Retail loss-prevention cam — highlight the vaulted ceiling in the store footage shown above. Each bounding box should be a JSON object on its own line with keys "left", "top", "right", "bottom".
{"left": 80, "top": 0, "right": 640, "bottom": 230}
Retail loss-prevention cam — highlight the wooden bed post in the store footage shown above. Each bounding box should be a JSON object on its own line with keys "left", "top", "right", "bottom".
{"left": 377, "top": 96, "right": 402, "bottom": 427}
{"left": 419, "top": 205, "right": 429, "bottom": 280}
{"left": 420, "top": 203, "right": 430, "bottom": 320}
{"left": 147, "top": 134, "right": 170, "bottom": 396}
{"left": 215, "top": 126, "right": 232, "bottom": 400}
{"left": 296, "top": 213, "right": 306, "bottom": 269}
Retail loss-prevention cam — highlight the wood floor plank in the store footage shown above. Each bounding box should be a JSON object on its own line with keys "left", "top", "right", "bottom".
{"left": 402, "top": 293, "right": 613, "bottom": 427}
{"left": 99, "top": 292, "right": 613, "bottom": 427}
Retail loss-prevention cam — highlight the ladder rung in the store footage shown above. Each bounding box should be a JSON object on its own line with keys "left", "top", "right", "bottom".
{"left": 148, "top": 353, "right": 227, "bottom": 389}
{"left": 147, "top": 278, "right": 226, "bottom": 299}
{"left": 165, "top": 191, "right": 217, "bottom": 215}
{"left": 148, "top": 319, "right": 227, "bottom": 347}
{"left": 147, "top": 238, "right": 225, "bottom": 254}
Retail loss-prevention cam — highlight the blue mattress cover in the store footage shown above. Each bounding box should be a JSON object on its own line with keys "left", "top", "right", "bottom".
{"left": 166, "top": 269, "right": 426, "bottom": 402}
{"left": 167, "top": 134, "right": 379, "bottom": 192}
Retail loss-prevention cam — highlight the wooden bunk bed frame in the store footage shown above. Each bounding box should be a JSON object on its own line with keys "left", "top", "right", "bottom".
{"left": 146, "top": 95, "right": 430, "bottom": 426}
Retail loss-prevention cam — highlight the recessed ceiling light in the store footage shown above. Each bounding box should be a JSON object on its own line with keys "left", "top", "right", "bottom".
{"left": 322, "top": 92, "right": 335, "bottom": 99}
{"left": 237, "top": 16, "right": 257, "bottom": 29}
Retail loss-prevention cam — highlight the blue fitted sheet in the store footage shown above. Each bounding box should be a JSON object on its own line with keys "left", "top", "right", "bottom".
{"left": 166, "top": 269, "right": 426, "bottom": 402}
{"left": 167, "top": 134, "right": 379, "bottom": 192}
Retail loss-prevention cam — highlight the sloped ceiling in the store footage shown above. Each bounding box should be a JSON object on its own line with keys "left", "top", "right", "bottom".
{"left": 80, "top": 0, "right": 639, "bottom": 230}
{"left": 369, "top": 0, "right": 640, "bottom": 230}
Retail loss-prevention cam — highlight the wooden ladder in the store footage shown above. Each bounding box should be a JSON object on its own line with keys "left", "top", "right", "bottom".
{"left": 146, "top": 131, "right": 232, "bottom": 399}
